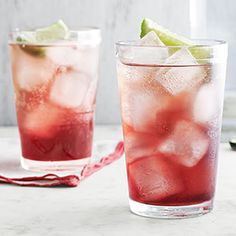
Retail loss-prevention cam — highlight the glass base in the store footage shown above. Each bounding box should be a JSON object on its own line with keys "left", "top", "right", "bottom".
{"left": 129, "top": 199, "right": 213, "bottom": 219}
{"left": 21, "top": 156, "right": 90, "bottom": 172}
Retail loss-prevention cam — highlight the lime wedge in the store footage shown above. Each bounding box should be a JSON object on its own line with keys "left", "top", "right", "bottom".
{"left": 141, "top": 18, "right": 193, "bottom": 46}
{"left": 16, "top": 34, "right": 45, "bottom": 57}
{"left": 16, "top": 20, "right": 69, "bottom": 58}
{"left": 19, "top": 45, "right": 46, "bottom": 57}
{"left": 140, "top": 18, "right": 210, "bottom": 60}
{"left": 35, "top": 19, "right": 69, "bottom": 42}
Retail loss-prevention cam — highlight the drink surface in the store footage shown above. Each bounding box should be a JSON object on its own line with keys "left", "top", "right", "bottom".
{"left": 10, "top": 42, "right": 99, "bottom": 162}
{"left": 118, "top": 61, "right": 225, "bottom": 206}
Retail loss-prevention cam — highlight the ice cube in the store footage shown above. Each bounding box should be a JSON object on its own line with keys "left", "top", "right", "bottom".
{"left": 23, "top": 103, "right": 63, "bottom": 138}
{"left": 156, "top": 48, "right": 207, "bottom": 95}
{"left": 47, "top": 45, "right": 77, "bottom": 66}
{"left": 121, "top": 84, "right": 170, "bottom": 132}
{"left": 193, "top": 83, "right": 219, "bottom": 124}
{"left": 82, "top": 78, "right": 98, "bottom": 111}
{"left": 124, "top": 132, "right": 159, "bottom": 163}
{"left": 119, "top": 31, "right": 168, "bottom": 65}
{"left": 11, "top": 46, "right": 56, "bottom": 91}
{"left": 164, "top": 48, "right": 196, "bottom": 64}
{"left": 50, "top": 69, "right": 90, "bottom": 108}
{"left": 47, "top": 45, "right": 99, "bottom": 76}
{"left": 139, "top": 31, "right": 165, "bottom": 46}
{"left": 117, "top": 61, "right": 156, "bottom": 86}
{"left": 128, "top": 155, "right": 183, "bottom": 202}
{"left": 155, "top": 92, "right": 194, "bottom": 137}
{"left": 159, "top": 120, "right": 209, "bottom": 167}
{"left": 119, "top": 63, "right": 171, "bottom": 133}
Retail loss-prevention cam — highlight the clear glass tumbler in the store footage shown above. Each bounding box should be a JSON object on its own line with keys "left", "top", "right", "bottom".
{"left": 9, "top": 28, "right": 101, "bottom": 171}
{"left": 116, "top": 40, "right": 227, "bottom": 218}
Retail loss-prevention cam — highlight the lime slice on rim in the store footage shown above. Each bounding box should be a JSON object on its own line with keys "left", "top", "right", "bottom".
{"left": 140, "top": 18, "right": 210, "bottom": 60}
{"left": 141, "top": 18, "right": 193, "bottom": 46}
{"left": 35, "top": 19, "right": 69, "bottom": 42}
{"left": 16, "top": 20, "right": 69, "bottom": 57}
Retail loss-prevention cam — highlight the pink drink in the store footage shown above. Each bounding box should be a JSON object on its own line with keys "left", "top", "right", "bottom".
{"left": 116, "top": 41, "right": 227, "bottom": 218}
{"left": 9, "top": 29, "right": 101, "bottom": 171}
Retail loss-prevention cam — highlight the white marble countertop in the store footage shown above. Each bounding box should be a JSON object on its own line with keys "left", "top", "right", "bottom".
{"left": 0, "top": 126, "right": 236, "bottom": 236}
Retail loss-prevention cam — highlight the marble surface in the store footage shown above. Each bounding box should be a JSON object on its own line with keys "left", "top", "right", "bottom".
{"left": 0, "top": 126, "right": 236, "bottom": 236}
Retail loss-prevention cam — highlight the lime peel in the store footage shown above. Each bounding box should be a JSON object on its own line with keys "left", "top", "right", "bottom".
{"left": 35, "top": 19, "right": 69, "bottom": 42}
{"left": 140, "top": 18, "right": 211, "bottom": 60}
{"left": 16, "top": 20, "right": 69, "bottom": 57}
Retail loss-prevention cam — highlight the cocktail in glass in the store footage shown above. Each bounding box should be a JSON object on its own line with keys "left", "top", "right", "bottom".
{"left": 116, "top": 39, "right": 227, "bottom": 218}
{"left": 9, "top": 27, "right": 101, "bottom": 171}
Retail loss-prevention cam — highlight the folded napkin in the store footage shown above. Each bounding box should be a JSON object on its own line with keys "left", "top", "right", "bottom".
{"left": 0, "top": 141, "right": 124, "bottom": 187}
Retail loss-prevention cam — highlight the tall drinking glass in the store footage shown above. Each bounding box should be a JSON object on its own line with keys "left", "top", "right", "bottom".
{"left": 116, "top": 40, "right": 227, "bottom": 218}
{"left": 9, "top": 28, "right": 101, "bottom": 171}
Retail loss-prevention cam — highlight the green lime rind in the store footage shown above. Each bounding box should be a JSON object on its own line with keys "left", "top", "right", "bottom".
{"left": 35, "top": 19, "right": 69, "bottom": 42}
{"left": 19, "top": 45, "right": 46, "bottom": 57}
{"left": 16, "top": 36, "right": 45, "bottom": 57}
{"left": 16, "top": 20, "right": 68, "bottom": 58}
{"left": 140, "top": 19, "right": 193, "bottom": 45}
{"left": 140, "top": 18, "right": 211, "bottom": 60}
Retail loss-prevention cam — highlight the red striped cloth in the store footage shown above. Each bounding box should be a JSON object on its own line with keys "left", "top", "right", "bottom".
{"left": 0, "top": 141, "right": 124, "bottom": 187}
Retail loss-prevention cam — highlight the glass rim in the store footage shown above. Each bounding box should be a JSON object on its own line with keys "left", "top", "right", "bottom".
{"left": 9, "top": 27, "right": 101, "bottom": 45}
{"left": 116, "top": 39, "right": 227, "bottom": 49}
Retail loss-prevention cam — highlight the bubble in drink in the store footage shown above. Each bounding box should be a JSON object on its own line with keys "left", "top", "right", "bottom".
{"left": 159, "top": 120, "right": 209, "bottom": 167}
{"left": 156, "top": 48, "right": 207, "bottom": 95}
{"left": 128, "top": 155, "right": 183, "bottom": 202}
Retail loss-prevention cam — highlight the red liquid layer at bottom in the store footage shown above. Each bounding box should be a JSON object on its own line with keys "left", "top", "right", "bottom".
{"left": 127, "top": 151, "right": 216, "bottom": 206}
{"left": 125, "top": 123, "right": 219, "bottom": 206}
{"left": 19, "top": 112, "right": 94, "bottom": 162}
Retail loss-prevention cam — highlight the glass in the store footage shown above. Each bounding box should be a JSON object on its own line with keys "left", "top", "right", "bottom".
{"left": 9, "top": 28, "right": 101, "bottom": 171}
{"left": 116, "top": 40, "right": 227, "bottom": 218}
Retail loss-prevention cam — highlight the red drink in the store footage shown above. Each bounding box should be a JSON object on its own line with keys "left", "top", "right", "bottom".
{"left": 9, "top": 28, "right": 101, "bottom": 171}
{"left": 116, "top": 42, "right": 227, "bottom": 218}
{"left": 18, "top": 100, "right": 94, "bottom": 162}
{"left": 124, "top": 90, "right": 218, "bottom": 206}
